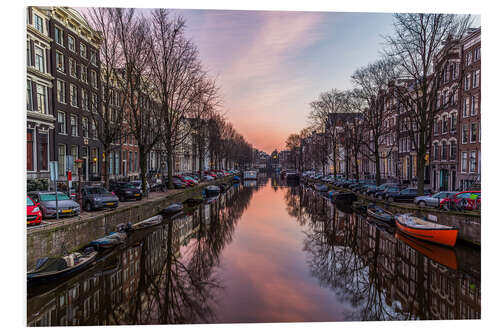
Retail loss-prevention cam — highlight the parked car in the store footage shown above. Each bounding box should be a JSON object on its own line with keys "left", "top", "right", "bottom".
{"left": 109, "top": 182, "right": 142, "bottom": 202}
{"left": 82, "top": 186, "right": 119, "bottom": 211}
{"left": 130, "top": 180, "right": 150, "bottom": 194}
{"left": 27, "top": 195, "right": 42, "bottom": 225}
{"left": 414, "top": 191, "right": 457, "bottom": 208}
{"left": 385, "top": 188, "right": 431, "bottom": 202}
{"left": 27, "top": 191, "right": 81, "bottom": 218}
{"left": 439, "top": 191, "right": 481, "bottom": 210}
{"left": 176, "top": 175, "right": 196, "bottom": 186}
{"left": 171, "top": 177, "right": 187, "bottom": 189}
{"left": 203, "top": 175, "right": 215, "bottom": 182}
{"left": 183, "top": 175, "right": 199, "bottom": 184}
{"left": 360, "top": 184, "right": 378, "bottom": 194}
{"left": 378, "top": 186, "right": 402, "bottom": 200}
{"left": 370, "top": 183, "right": 399, "bottom": 197}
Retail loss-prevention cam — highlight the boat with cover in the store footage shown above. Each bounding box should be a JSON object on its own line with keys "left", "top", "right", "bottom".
{"left": 367, "top": 204, "right": 394, "bottom": 224}
{"left": 314, "top": 183, "right": 329, "bottom": 192}
{"left": 328, "top": 190, "right": 357, "bottom": 203}
{"left": 160, "top": 203, "right": 184, "bottom": 216}
{"left": 129, "top": 215, "right": 163, "bottom": 231}
{"left": 183, "top": 197, "right": 204, "bottom": 205}
{"left": 90, "top": 231, "right": 127, "bottom": 249}
{"left": 395, "top": 231, "right": 458, "bottom": 270}
{"left": 28, "top": 249, "right": 97, "bottom": 283}
{"left": 395, "top": 213, "right": 459, "bottom": 247}
{"left": 204, "top": 185, "right": 221, "bottom": 196}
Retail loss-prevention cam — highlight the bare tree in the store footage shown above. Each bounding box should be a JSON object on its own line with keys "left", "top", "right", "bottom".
{"left": 351, "top": 57, "right": 399, "bottom": 185}
{"left": 149, "top": 9, "right": 206, "bottom": 189}
{"left": 341, "top": 91, "right": 365, "bottom": 181}
{"left": 285, "top": 133, "right": 302, "bottom": 170}
{"left": 384, "top": 13, "right": 472, "bottom": 194}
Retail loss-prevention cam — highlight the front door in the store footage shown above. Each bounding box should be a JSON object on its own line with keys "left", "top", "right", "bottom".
{"left": 440, "top": 169, "right": 449, "bottom": 191}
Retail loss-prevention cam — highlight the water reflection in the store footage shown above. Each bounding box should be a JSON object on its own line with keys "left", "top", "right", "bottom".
{"left": 286, "top": 185, "right": 481, "bottom": 321}
{"left": 27, "top": 177, "right": 480, "bottom": 325}
{"left": 27, "top": 183, "right": 258, "bottom": 326}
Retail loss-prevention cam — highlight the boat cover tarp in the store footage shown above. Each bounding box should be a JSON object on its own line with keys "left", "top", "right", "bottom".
{"left": 34, "top": 257, "right": 68, "bottom": 273}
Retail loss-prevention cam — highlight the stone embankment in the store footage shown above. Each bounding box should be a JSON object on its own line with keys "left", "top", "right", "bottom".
{"left": 26, "top": 177, "right": 232, "bottom": 269}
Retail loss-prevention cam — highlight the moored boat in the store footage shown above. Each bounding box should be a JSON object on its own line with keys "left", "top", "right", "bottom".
{"left": 395, "top": 231, "right": 458, "bottom": 270}
{"left": 204, "top": 185, "right": 221, "bottom": 196}
{"left": 367, "top": 204, "right": 394, "bottom": 224}
{"left": 314, "top": 183, "right": 329, "bottom": 192}
{"left": 129, "top": 215, "right": 163, "bottom": 231}
{"left": 328, "top": 190, "right": 357, "bottom": 203}
{"left": 90, "top": 231, "right": 127, "bottom": 249}
{"left": 395, "top": 214, "right": 458, "bottom": 247}
{"left": 28, "top": 249, "right": 98, "bottom": 284}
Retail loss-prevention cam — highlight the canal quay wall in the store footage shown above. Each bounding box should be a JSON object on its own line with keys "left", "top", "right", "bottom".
{"left": 26, "top": 177, "right": 232, "bottom": 270}
{"left": 306, "top": 180, "right": 481, "bottom": 246}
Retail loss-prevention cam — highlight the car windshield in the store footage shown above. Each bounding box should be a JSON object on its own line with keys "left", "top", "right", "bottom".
{"left": 86, "top": 187, "right": 109, "bottom": 195}
{"left": 39, "top": 193, "right": 71, "bottom": 201}
{"left": 387, "top": 187, "right": 399, "bottom": 192}
{"left": 120, "top": 183, "right": 135, "bottom": 188}
{"left": 27, "top": 197, "right": 34, "bottom": 206}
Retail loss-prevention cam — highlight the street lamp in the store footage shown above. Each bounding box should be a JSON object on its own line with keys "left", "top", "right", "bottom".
{"left": 75, "top": 159, "right": 83, "bottom": 207}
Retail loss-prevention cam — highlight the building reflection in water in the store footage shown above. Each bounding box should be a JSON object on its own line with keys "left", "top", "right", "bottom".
{"left": 285, "top": 185, "right": 480, "bottom": 321}
{"left": 27, "top": 183, "right": 259, "bottom": 326}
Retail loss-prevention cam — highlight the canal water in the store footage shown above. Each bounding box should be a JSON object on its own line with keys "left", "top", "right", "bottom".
{"left": 27, "top": 175, "right": 481, "bottom": 325}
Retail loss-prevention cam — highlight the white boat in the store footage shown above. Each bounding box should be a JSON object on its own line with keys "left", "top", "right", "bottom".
{"left": 243, "top": 170, "right": 258, "bottom": 180}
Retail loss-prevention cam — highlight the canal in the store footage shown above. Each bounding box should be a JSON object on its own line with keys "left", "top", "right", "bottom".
{"left": 27, "top": 175, "right": 481, "bottom": 325}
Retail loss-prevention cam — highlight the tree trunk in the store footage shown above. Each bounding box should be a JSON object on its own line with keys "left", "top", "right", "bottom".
{"left": 354, "top": 150, "right": 360, "bottom": 181}
{"left": 333, "top": 142, "right": 337, "bottom": 178}
{"left": 416, "top": 148, "right": 426, "bottom": 195}
{"left": 103, "top": 144, "right": 110, "bottom": 189}
{"left": 374, "top": 144, "right": 381, "bottom": 186}
{"left": 167, "top": 148, "right": 174, "bottom": 189}
{"left": 139, "top": 146, "right": 148, "bottom": 196}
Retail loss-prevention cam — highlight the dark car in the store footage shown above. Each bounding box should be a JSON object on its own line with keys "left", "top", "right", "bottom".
{"left": 370, "top": 183, "right": 399, "bottom": 198}
{"left": 171, "top": 176, "right": 187, "bottom": 189}
{"left": 81, "top": 186, "right": 119, "bottom": 211}
{"left": 28, "top": 191, "right": 81, "bottom": 218}
{"left": 378, "top": 186, "right": 402, "bottom": 200}
{"left": 386, "top": 188, "right": 431, "bottom": 202}
{"left": 109, "top": 182, "right": 142, "bottom": 202}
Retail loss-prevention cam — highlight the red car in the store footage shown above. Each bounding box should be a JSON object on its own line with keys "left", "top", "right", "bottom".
{"left": 27, "top": 196, "right": 42, "bottom": 225}
{"left": 439, "top": 191, "right": 481, "bottom": 210}
{"left": 177, "top": 175, "right": 195, "bottom": 187}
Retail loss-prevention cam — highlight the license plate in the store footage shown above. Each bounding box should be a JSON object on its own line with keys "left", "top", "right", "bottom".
{"left": 62, "top": 209, "right": 72, "bottom": 213}
{"left": 134, "top": 194, "right": 140, "bottom": 196}
{"left": 106, "top": 202, "right": 114, "bottom": 206}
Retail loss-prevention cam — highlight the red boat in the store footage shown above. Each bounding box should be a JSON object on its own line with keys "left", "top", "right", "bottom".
{"left": 395, "top": 214, "right": 458, "bottom": 247}
{"left": 395, "top": 231, "right": 458, "bottom": 270}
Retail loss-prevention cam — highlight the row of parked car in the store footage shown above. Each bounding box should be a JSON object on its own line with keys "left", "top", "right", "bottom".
{"left": 27, "top": 169, "right": 239, "bottom": 226}
{"left": 302, "top": 171, "right": 481, "bottom": 211}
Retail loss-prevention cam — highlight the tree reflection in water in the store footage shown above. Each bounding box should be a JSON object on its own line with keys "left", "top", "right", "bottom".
{"left": 285, "top": 185, "right": 481, "bottom": 321}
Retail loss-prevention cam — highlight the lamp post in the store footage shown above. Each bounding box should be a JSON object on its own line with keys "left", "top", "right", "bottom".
{"left": 75, "top": 159, "right": 83, "bottom": 208}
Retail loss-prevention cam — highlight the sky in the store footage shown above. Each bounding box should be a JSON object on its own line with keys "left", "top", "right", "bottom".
{"left": 168, "top": 9, "right": 396, "bottom": 153}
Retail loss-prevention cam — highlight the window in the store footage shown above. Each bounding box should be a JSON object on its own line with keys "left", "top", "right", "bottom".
{"left": 27, "top": 129, "right": 34, "bottom": 171}
{"left": 434, "top": 119, "right": 438, "bottom": 135}
{"left": 68, "top": 35, "right": 75, "bottom": 52}
{"left": 38, "top": 133, "right": 48, "bottom": 170}
{"left": 69, "top": 58, "right": 77, "bottom": 77}
{"left": 90, "top": 70, "right": 97, "bottom": 88}
{"left": 80, "top": 65, "right": 87, "bottom": 82}
{"left": 471, "top": 96, "right": 476, "bottom": 115}
{"left": 474, "top": 47, "right": 481, "bottom": 61}
{"left": 70, "top": 84, "right": 78, "bottom": 107}
{"left": 91, "top": 148, "right": 98, "bottom": 173}
{"left": 92, "top": 93, "right": 98, "bottom": 112}
{"left": 36, "top": 84, "right": 47, "bottom": 114}
{"left": 129, "top": 152, "right": 132, "bottom": 172}
{"left": 70, "top": 115, "right": 78, "bottom": 136}
{"left": 464, "top": 73, "right": 470, "bottom": 90}
{"left": 82, "top": 117, "right": 88, "bottom": 138}
{"left": 450, "top": 141, "right": 457, "bottom": 160}
{"left": 91, "top": 120, "right": 97, "bottom": 139}
{"left": 57, "top": 80, "right": 66, "bottom": 103}
{"left": 58, "top": 111, "right": 66, "bottom": 134}
{"left": 56, "top": 51, "right": 64, "bottom": 72}
{"left": 90, "top": 50, "right": 97, "bottom": 66}
{"left": 34, "top": 14, "right": 44, "bottom": 33}
{"left": 58, "top": 144, "right": 66, "bottom": 176}
{"left": 434, "top": 143, "right": 439, "bottom": 161}
{"left": 27, "top": 80, "right": 33, "bottom": 110}
{"left": 462, "top": 124, "right": 468, "bottom": 144}
{"left": 470, "top": 152, "right": 477, "bottom": 172}
{"left": 471, "top": 123, "right": 477, "bottom": 142}
{"left": 473, "top": 70, "right": 480, "bottom": 88}
{"left": 115, "top": 152, "right": 119, "bottom": 175}
{"left": 54, "top": 26, "right": 63, "bottom": 46}
{"left": 451, "top": 113, "right": 457, "bottom": 132}
{"left": 135, "top": 152, "right": 138, "bottom": 172}
{"left": 461, "top": 152, "right": 468, "bottom": 172}
{"left": 82, "top": 89, "right": 89, "bottom": 111}
{"left": 80, "top": 43, "right": 87, "bottom": 58}
{"left": 463, "top": 97, "right": 469, "bottom": 117}
{"left": 34, "top": 46, "right": 45, "bottom": 73}
{"left": 71, "top": 145, "right": 78, "bottom": 175}
{"left": 442, "top": 115, "right": 448, "bottom": 134}
{"left": 466, "top": 52, "right": 472, "bottom": 65}
{"left": 442, "top": 143, "right": 447, "bottom": 160}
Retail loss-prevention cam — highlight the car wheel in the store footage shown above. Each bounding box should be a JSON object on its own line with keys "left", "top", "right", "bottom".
{"left": 388, "top": 197, "right": 394, "bottom": 202}
{"left": 119, "top": 195, "right": 125, "bottom": 202}
{"left": 136, "top": 196, "right": 141, "bottom": 201}
{"left": 418, "top": 201, "right": 426, "bottom": 208}
{"left": 85, "top": 201, "right": 93, "bottom": 212}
